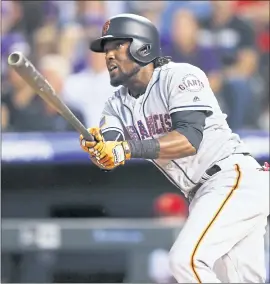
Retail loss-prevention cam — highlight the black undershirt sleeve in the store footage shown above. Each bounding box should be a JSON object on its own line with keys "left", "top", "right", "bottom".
{"left": 170, "top": 110, "right": 208, "bottom": 151}
{"left": 103, "top": 130, "right": 124, "bottom": 142}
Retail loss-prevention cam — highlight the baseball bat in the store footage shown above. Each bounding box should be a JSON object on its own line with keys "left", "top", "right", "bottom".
{"left": 7, "top": 51, "right": 94, "bottom": 141}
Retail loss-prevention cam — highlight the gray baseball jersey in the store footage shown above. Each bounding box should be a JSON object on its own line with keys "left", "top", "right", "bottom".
{"left": 99, "top": 62, "right": 249, "bottom": 197}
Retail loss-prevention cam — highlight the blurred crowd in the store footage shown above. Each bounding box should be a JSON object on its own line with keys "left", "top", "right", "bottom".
{"left": 1, "top": 0, "right": 269, "bottom": 133}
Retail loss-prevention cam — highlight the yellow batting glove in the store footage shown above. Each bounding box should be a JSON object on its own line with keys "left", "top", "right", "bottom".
{"left": 80, "top": 127, "right": 104, "bottom": 155}
{"left": 80, "top": 127, "right": 130, "bottom": 170}
{"left": 93, "top": 141, "right": 131, "bottom": 168}
{"left": 90, "top": 155, "right": 117, "bottom": 171}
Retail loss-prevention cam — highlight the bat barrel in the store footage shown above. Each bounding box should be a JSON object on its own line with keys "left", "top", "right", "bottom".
{"left": 7, "top": 51, "right": 94, "bottom": 142}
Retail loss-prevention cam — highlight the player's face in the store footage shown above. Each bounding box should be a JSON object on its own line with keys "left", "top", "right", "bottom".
{"left": 104, "top": 39, "right": 140, "bottom": 87}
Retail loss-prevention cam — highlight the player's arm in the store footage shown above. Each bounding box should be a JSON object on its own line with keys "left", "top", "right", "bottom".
{"left": 85, "top": 108, "right": 207, "bottom": 166}
{"left": 127, "top": 65, "right": 213, "bottom": 160}
{"left": 81, "top": 65, "right": 213, "bottom": 167}
{"left": 127, "top": 110, "right": 207, "bottom": 160}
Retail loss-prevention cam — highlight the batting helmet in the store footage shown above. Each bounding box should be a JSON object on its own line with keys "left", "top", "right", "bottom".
{"left": 90, "top": 13, "right": 161, "bottom": 65}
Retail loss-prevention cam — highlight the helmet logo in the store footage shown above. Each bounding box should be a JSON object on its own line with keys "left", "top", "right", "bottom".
{"left": 102, "top": 20, "right": 110, "bottom": 35}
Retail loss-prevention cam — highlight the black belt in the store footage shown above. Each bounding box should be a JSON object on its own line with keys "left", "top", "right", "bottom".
{"left": 187, "top": 153, "right": 251, "bottom": 202}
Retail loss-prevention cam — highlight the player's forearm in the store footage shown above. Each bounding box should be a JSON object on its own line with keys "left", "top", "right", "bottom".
{"left": 157, "top": 130, "right": 196, "bottom": 159}
{"left": 126, "top": 131, "right": 196, "bottom": 160}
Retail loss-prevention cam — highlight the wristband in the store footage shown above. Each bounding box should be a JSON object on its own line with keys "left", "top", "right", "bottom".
{"left": 126, "top": 139, "right": 160, "bottom": 159}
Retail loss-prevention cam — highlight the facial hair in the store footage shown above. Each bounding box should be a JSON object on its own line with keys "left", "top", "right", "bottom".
{"left": 110, "top": 64, "right": 141, "bottom": 87}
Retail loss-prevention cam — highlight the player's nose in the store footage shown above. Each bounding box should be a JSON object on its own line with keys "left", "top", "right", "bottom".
{"left": 105, "top": 49, "right": 116, "bottom": 61}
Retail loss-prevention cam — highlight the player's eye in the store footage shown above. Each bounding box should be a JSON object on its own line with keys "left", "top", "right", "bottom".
{"left": 116, "top": 43, "right": 124, "bottom": 49}
{"left": 104, "top": 42, "right": 123, "bottom": 54}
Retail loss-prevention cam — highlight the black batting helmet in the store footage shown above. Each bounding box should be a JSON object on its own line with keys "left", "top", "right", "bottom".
{"left": 90, "top": 13, "right": 161, "bottom": 65}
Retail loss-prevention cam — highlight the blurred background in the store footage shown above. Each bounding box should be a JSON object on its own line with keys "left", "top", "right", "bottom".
{"left": 1, "top": 0, "right": 269, "bottom": 283}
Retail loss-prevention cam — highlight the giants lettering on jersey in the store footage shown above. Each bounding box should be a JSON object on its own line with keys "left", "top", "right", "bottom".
{"left": 126, "top": 113, "right": 172, "bottom": 140}
{"left": 179, "top": 74, "right": 204, "bottom": 92}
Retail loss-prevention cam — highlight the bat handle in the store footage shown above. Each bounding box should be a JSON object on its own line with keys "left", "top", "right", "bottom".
{"left": 80, "top": 127, "right": 96, "bottom": 142}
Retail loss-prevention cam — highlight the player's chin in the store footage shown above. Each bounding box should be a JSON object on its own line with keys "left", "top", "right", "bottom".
{"left": 110, "top": 75, "right": 123, "bottom": 87}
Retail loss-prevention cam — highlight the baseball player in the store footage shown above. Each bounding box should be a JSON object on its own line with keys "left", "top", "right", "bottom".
{"left": 80, "top": 14, "right": 269, "bottom": 283}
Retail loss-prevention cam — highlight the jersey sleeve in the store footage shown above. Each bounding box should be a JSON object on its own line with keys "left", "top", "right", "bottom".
{"left": 167, "top": 64, "right": 214, "bottom": 115}
{"left": 99, "top": 100, "right": 125, "bottom": 139}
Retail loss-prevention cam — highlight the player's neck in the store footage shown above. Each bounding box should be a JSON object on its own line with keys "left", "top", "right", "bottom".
{"left": 125, "top": 64, "right": 154, "bottom": 98}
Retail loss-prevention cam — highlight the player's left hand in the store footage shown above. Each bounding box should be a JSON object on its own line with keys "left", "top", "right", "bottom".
{"left": 92, "top": 140, "right": 131, "bottom": 168}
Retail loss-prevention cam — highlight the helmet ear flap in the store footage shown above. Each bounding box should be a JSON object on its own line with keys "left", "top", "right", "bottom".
{"left": 137, "top": 44, "right": 152, "bottom": 57}
{"left": 129, "top": 38, "right": 155, "bottom": 65}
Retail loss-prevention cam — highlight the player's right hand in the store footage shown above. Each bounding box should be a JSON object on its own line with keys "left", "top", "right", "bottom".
{"left": 89, "top": 155, "right": 116, "bottom": 170}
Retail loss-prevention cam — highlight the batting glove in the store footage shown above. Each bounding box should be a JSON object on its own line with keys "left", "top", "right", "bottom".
{"left": 80, "top": 127, "right": 131, "bottom": 169}
{"left": 93, "top": 140, "right": 131, "bottom": 168}
{"left": 80, "top": 127, "right": 103, "bottom": 153}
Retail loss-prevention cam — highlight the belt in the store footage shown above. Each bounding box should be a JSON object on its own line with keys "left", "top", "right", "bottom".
{"left": 187, "top": 153, "right": 251, "bottom": 202}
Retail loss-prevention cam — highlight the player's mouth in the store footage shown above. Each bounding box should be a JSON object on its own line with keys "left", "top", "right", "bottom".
{"left": 108, "top": 64, "right": 118, "bottom": 74}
